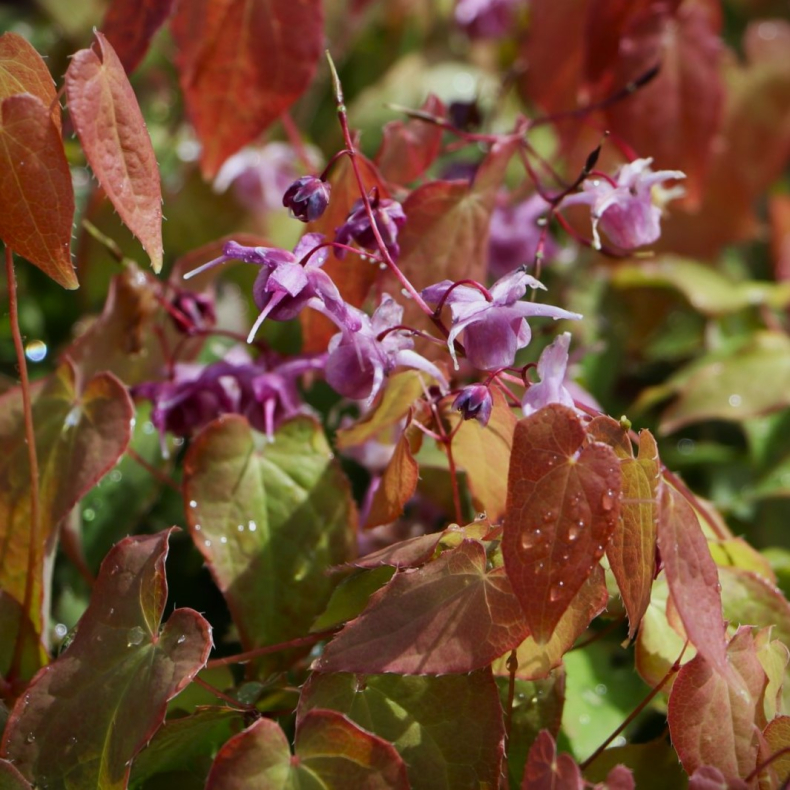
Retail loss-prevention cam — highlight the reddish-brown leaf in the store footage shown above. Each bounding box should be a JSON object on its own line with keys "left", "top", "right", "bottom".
{"left": 770, "top": 194, "right": 790, "bottom": 282}
{"left": 503, "top": 405, "right": 621, "bottom": 644}
{"left": 65, "top": 32, "right": 163, "bottom": 272}
{"left": 171, "top": 0, "right": 323, "bottom": 178}
{"left": 101, "top": 0, "right": 176, "bottom": 73}
{"left": 301, "top": 154, "right": 387, "bottom": 351}
{"left": 316, "top": 539, "right": 529, "bottom": 675}
{"left": 522, "top": 730, "right": 584, "bottom": 790}
{"left": 0, "top": 362, "right": 133, "bottom": 632}
{"left": 0, "top": 32, "right": 60, "bottom": 132}
{"left": 492, "top": 565, "right": 608, "bottom": 680}
{"left": 607, "top": 429, "right": 659, "bottom": 639}
{"left": 376, "top": 94, "right": 445, "bottom": 186}
{"left": 206, "top": 712, "right": 410, "bottom": 789}
{"left": 657, "top": 483, "right": 730, "bottom": 682}
{"left": 445, "top": 386, "right": 517, "bottom": 523}
{"left": 668, "top": 627, "right": 766, "bottom": 781}
{"left": 365, "top": 430, "right": 420, "bottom": 529}
{"left": 602, "top": 2, "right": 724, "bottom": 207}
{"left": 0, "top": 93, "right": 75, "bottom": 289}
{"left": 0, "top": 530, "right": 212, "bottom": 789}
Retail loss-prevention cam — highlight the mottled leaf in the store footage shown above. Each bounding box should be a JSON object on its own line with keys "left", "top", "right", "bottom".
{"left": 130, "top": 707, "right": 244, "bottom": 788}
{"left": 0, "top": 361, "right": 133, "bottom": 631}
{"left": 365, "top": 429, "right": 420, "bottom": 529}
{"left": 658, "top": 483, "right": 730, "bottom": 682}
{"left": 301, "top": 154, "right": 387, "bottom": 351}
{"left": 0, "top": 32, "right": 60, "bottom": 131}
{"left": 183, "top": 416, "right": 355, "bottom": 668}
{"left": 0, "top": 93, "right": 75, "bottom": 289}
{"left": 376, "top": 94, "right": 445, "bottom": 186}
{"left": 65, "top": 32, "right": 163, "bottom": 272}
{"left": 101, "top": 0, "right": 176, "bottom": 73}
{"left": 607, "top": 429, "right": 659, "bottom": 638}
{"left": 503, "top": 405, "right": 621, "bottom": 644}
{"left": 763, "top": 716, "right": 790, "bottom": 786}
{"left": 298, "top": 670, "right": 505, "bottom": 790}
{"left": 446, "top": 386, "right": 517, "bottom": 522}
{"left": 668, "top": 627, "right": 766, "bottom": 780}
{"left": 171, "top": 0, "right": 323, "bottom": 179}
{"left": 522, "top": 730, "right": 584, "bottom": 790}
{"left": 491, "top": 565, "right": 607, "bottom": 681}
{"left": 602, "top": 2, "right": 724, "bottom": 206}
{"left": 206, "top": 711, "right": 410, "bottom": 790}
{"left": 0, "top": 530, "right": 212, "bottom": 789}
{"left": 316, "top": 539, "right": 529, "bottom": 674}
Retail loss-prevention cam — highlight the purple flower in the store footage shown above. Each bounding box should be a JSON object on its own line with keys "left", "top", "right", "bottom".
{"left": 454, "top": 0, "right": 517, "bottom": 39}
{"left": 488, "top": 192, "right": 559, "bottom": 277}
{"left": 282, "top": 176, "right": 331, "bottom": 222}
{"left": 335, "top": 190, "right": 406, "bottom": 261}
{"left": 452, "top": 384, "right": 493, "bottom": 426}
{"left": 132, "top": 348, "right": 325, "bottom": 451}
{"left": 168, "top": 290, "right": 216, "bottom": 335}
{"left": 521, "top": 333, "right": 576, "bottom": 416}
{"left": 560, "top": 157, "right": 685, "bottom": 250}
{"left": 184, "top": 234, "right": 360, "bottom": 343}
{"left": 422, "top": 270, "right": 582, "bottom": 371}
{"left": 326, "top": 295, "right": 447, "bottom": 403}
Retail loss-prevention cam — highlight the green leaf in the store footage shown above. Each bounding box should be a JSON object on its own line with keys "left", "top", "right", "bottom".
{"left": 581, "top": 739, "right": 688, "bottom": 789}
{"left": 0, "top": 530, "right": 212, "bottom": 790}
{"left": 298, "top": 670, "right": 505, "bottom": 790}
{"left": 311, "top": 566, "right": 395, "bottom": 632}
{"left": 182, "top": 416, "right": 356, "bottom": 669}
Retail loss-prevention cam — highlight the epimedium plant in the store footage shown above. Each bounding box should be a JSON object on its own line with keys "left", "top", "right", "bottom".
{"left": 1, "top": 1, "right": 790, "bottom": 788}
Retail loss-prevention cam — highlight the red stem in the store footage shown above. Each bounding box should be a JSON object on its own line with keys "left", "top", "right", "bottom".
{"left": 205, "top": 629, "right": 336, "bottom": 670}
{"left": 745, "top": 744, "right": 790, "bottom": 784}
{"left": 6, "top": 246, "right": 43, "bottom": 678}
{"left": 193, "top": 675, "right": 256, "bottom": 711}
{"left": 126, "top": 447, "right": 181, "bottom": 493}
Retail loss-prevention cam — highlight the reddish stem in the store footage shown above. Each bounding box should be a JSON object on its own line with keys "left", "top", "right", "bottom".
{"left": 279, "top": 110, "right": 314, "bottom": 172}
{"left": 206, "top": 629, "right": 336, "bottom": 669}
{"left": 745, "top": 744, "right": 790, "bottom": 785}
{"left": 6, "top": 246, "right": 42, "bottom": 678}
{"left": 193, "top": 675, "right": 256, "bottom": 711}
{"left": 126, "top": 447, "right": 181, "bottom": 493}
{"left": 432, "top": 279, "right": 494, "bottom": 317}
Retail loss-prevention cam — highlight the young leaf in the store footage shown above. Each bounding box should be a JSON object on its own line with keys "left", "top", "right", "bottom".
{"left": 376, "top": 94, "right": 445, "bottom": 186}
{"left": 298, "top": 670, "right": 505, "bottom": 790}
{"left": 763, "top": 716, "right": 790, "bottom": 786}
{"left": 657, "top": 483, "right": 730, "bottom": 683}
{"left": 0, "top": 529, "right": 212, "bottom": 789}
{"left": 65, "top": 32, "right": 163, "bottom": 272}
{"left": 315, "top": 539, "right": 529, "bottom": 674}
{"left": 522, "top": 730, "right": 584, "bottom": 790}
{"left": 0, "top": 361, "right": 133, "bottom": 631}
{"left": 0, "top": 93, "right": 76, "bottom": 289}
{"left": 503, "top": 405, "right": 621, "bottom": 644}
{"left": 491, "top": 565, "right": 608, "bottom": 681}
{"left": 0, "top": 32, "right": 60, "bottom": 131}
{"left": 170, "top": 0, "right": 323, "bottom": 179}
{"left": 445, "top": 386, "right": 517, "bottom": 523}
{"left": 206, "top": 712, "right": 410, "bottom": 789}
{"left": 667, "top": 626, "right": 766, "bottom": 781}
{"left": 101, "top": 0, "right": 176, "bottom": 74}
{"left": 364, "top": 430, "right": 420, "bottom": 528}
{"left": 182, "top": 416, "right": 355, "bottom": 668}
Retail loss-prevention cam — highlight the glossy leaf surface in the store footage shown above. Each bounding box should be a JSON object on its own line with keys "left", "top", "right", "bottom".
{"left": 1, "top": 530, "right": 212, "bottom": 789}
{"left": 503, "top": 405, "right": 621, "bottom": 644}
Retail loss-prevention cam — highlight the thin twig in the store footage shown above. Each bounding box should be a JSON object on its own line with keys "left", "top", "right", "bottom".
{"left": 206, "top": 629, "right": 336, "bottom": 670}
{"left": 126, "top": 447, "right": 181, "bottom": 493}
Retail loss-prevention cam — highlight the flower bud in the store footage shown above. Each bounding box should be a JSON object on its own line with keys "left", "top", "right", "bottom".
{"left": 282, "top": 176, "right": 331, "bottom": 222}
{"left": 452, "top": 384, "right": 493, "bottom": 427}
{"left": 169, "top": 291, "right": 216, "bottom": 335}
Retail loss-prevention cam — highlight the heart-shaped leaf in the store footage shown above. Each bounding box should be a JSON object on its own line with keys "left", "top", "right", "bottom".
{"left": 101, "top": 0, "right": 176, "bottom": 74}
{"left": 503, "top": 405, "right": 621, "bottom": 644}
{"left": 66, "top": 32, "right": 163, "bottom": 272}
{"left": 0, "top": 529, "right": 212, "bottom": 789}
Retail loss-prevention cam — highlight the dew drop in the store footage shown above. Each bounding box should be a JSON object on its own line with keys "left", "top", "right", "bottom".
{"left": 54, "top": 623, "right": 68, "bottom": 639}
{"left": 25, "top": 733, "right": 35, "bottom": 744}
{"left": 549, "top": 581, "right": 565, "bottom": 601}
{"left": 220, "top": 536, "right": 228, "bottom": 544}
{"left": 64, "top": 405, "right": 82, "bottom": 427}
{"left": 83, "top": 508, "right": 96, "bottom": 522}
{"left": 204, "top": 539, "right": 212, "bottom": 548}
{"left": 521, "top": 529, "right": 542, "bottom": 550}
{"left": 237, "top": 523, "right": 245, "bottom": 532}
{"left": 601, "top": 489, "right": 616, "bottom": 511}
{"left": 177, "top": 634, "right": 186, "bottom": 645}
{"left": 194, "top": 524, "right": 201, "bottom": 531}
{"left": 728, "top": 393, "right": 742, "bottom": 408}
{"left": 248, "top": 520, "right": 257, "bottom": 532}
{"left": 566, "top": 522, "right": 583, "bottom": 542}
{"left": 189, "top": 500, "right": 198, "bottom": 508}
{"left": 127, "top": 626, "right": 145, "bottom": 647}
{"left": 68, "top": 735, "right": 78, "bottom": 746}
{"left": 476, "top": 512, "right": 487, "bottom": 521}
{"left": 109, "top": 607, "right": 115, "bottom": 616}
{"left": 24, "top": 340, "right": 47, "bottom": 362}
{"left": 542, "top": 511, "right": 554, "bottom": 524}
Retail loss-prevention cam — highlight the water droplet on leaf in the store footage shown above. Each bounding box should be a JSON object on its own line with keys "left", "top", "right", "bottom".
{"left": 127, "top": 626, "right": 145, "bottom": 647}
{"left": 601, "top": 489, "right": 616, "bottom": 511}
{"left": 549, "top": 581, "right": 565, "bottom": 601}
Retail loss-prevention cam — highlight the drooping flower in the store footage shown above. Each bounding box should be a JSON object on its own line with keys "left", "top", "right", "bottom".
{"left": 488, "top": 192, "right": 559, "bottom": 277}
{"left": 560, "top": 157, "right": 685, "bottom": 250}
{"left": 334, "top": 190, "right": 406, "bottom": 261}
{"left": 452, "top": 383, "right": 494, "bottom": 426}
{"left": 521, "top": 333, "right": 576, "bottom": 416}
{"left": 168, "top": 290, "right": 216, "bottom": 335}
{"left": 282, "top": 175, "right": 331, "bottom": 222}
{"left": 183, "top": 234, "right": 360, "bottom": 343}
{"left": 422, "top": 270, "right": 581, "bottom": 371}
{"left": 326, "top": 295, "right": 447, "bottom": 404}
{"left": 132, "top": 348, "right": 324, "bottom": 450}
